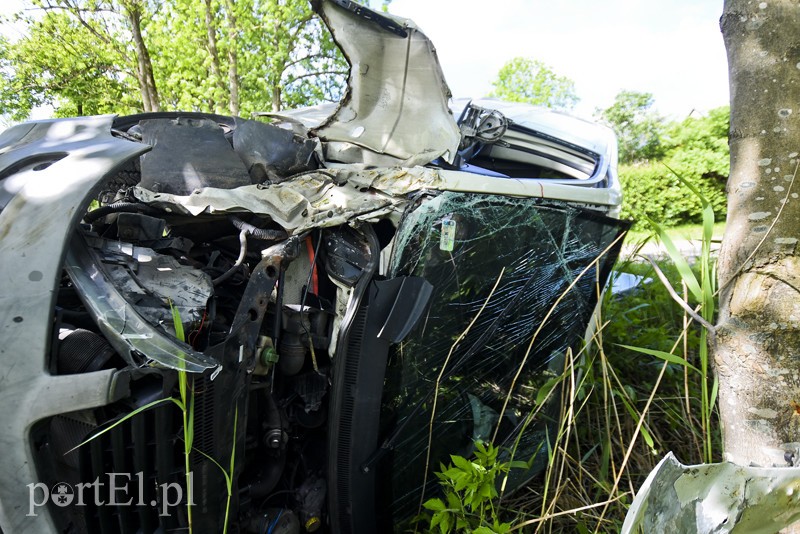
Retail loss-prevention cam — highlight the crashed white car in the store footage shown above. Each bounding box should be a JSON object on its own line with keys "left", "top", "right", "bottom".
{"left": 0, "top": 1, "right": 626, "bottom": 533}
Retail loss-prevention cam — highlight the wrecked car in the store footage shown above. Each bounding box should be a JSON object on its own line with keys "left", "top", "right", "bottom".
{"left": 0, "top": 1, "right": 627, "bottom": 533}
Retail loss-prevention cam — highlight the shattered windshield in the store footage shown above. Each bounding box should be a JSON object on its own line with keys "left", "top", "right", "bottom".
{"left": 378, "top": 192, "right": 629, "bottom": 523}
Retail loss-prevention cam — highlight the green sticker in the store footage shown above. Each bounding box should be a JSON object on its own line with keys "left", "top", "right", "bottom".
{"left": 440, "top": 217, "right": 456, "bottom": 251}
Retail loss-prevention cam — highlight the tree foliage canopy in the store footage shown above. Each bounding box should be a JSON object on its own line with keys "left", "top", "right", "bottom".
{"left": 610, "top": 100, "right": 730, "bottom": 228}
{"left": 595, "top": 90, "right": 666, "bottom": 164}
{"left": 488, "top": 57, "right": 579, "bottom": 110}
{"left": 0, "top": 0, "right": 349, "bottom": 120}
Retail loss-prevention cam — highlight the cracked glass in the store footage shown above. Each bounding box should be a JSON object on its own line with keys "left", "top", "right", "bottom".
{"left": 378, "top": 191, "right": 630, "bottom": 523}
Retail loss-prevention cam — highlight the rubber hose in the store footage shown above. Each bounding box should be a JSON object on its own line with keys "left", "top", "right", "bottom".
{"left": 229, "top": 215, "right": 288, "bottom": 241}
{"left": 83, "top": 201, "right": 156, "bottom": 224}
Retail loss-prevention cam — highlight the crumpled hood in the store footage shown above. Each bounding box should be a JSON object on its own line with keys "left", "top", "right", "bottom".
{"left": 309, "top": 0, "right": 461, "bottom": 167}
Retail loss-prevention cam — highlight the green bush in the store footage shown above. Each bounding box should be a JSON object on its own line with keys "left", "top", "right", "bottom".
{"left": 619, "top": 163, "right": 727, "bottom": 229}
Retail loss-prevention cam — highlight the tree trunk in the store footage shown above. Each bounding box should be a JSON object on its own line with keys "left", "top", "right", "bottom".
{"left": 223, "top": 0, "right": 240, "bottom": 116}
{"left": 717, "top": 0, "right": 800, "bottom": 478}
{"left": 125, "top": 3, "right": 160, "bottom": 112}
{"left": 203, "top": 0, "right": 227, "bottom": 114}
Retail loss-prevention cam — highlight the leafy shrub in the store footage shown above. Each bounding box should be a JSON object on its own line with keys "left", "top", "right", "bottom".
{"left": 417, "top": 442, "right": 523, "bottom": 534}
{"left": 619, "top": 163, "right": 726, "bottom": 229}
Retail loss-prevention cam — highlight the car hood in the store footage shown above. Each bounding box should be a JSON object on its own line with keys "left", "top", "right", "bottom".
{"left": 290, "top": 0, "right": 461, "bottom": 167}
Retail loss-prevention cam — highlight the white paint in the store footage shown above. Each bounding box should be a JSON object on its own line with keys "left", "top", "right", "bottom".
{"left": 792, "top": 193, "right": 799, "bottom": 199}
{"left": 749, "top": 212, "right": 772, "bottom": 221}
{"left": 759, "top": 158, "right": 773, "bottom": 166}
{"left": 756, "top": 197, "right": 765, "bottom": 201}
{"left": 774, "top": 186, "right": 785, "bottom": 192}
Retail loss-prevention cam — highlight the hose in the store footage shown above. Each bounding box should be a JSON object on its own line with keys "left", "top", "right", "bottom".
{"left": 83, "top": 201, "right": 157, "bottom": 224}
{"left": 229, "top": 216, "right": 288, "bottom": 241}
{"left": 212, "top": 229, "right": 249, "bottom": 285}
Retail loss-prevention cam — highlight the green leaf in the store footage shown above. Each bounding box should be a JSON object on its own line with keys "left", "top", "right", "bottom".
{"left": 617, "top": 344, "right": 700, "bottom": 373}
{"left": 617, "top": 392, "right": 655, "bottom": 450}
{"left": 439, "top": 511, "right": 452, "bottom": 534}
{"left": 535, "top": 374, "right": 563, "bottom": 406}
{"left": 67, "top": 397, "right": 179, "bottom": 454}
{"left": 423, "top": 498, "right": 446, "bottom": 512}
{"left": 450, "top": 455, "right": 475, "bottom": 473}
{"left": 647, "top": 217, "right": 703, "bottom": 302}
{"left": 710, "top": 374, "right": 719, "bottom": 412}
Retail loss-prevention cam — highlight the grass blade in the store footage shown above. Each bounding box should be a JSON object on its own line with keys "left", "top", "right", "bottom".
{"left": 616, "top": 344, "right": 700, "bottom": 374}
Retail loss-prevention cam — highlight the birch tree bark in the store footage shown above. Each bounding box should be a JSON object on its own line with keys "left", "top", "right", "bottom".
{"left": 717, "top": 0, "right": 800, "bottom": 479}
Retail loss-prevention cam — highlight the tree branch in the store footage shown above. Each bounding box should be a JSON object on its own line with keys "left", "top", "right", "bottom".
{"left": 284, "top": 69, "right": 347, "bottom": 85}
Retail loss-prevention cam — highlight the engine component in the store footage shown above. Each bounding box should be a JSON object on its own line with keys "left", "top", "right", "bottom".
{"left": 115, "top": 212, "right": 166, "bottom": 242}
{"left": 232, "top": 117, "right": 318, "bottom": 183}
{"left": 78, "top": 235, "right": 212, "bottom": 332}
{"left": 139, "top": 117, "right": 252, "bottom": 195}
{"left": 56, "top": 328, "right": 116, "bottom": 374}
{"left": 278, "top": 334, "right": 306, "bottom": 376}
{"left": 297, "top": 476, "right": 326, "bottom": 533}
{"left": 250, "top": 509, "right": 300, "bottom": 534}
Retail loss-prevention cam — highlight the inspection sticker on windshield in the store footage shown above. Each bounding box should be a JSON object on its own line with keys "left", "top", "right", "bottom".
{"left": 440, "top": 217, "right": 456, "bottom": 251}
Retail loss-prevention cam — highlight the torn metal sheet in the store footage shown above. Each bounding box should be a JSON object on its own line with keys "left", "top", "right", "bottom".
{"left": 311, "top": 0, "right": 461, "bottom": 166}
{"left": 132, "top": 167, "right": 445, "bottom": 234}
{"left": 622, "top": 452, "right": 800, "bottom": 533}
{"left": 231, "top": 117, "right": 318, "bottom": 182}
{"left": 87, "top": 236, "right": 214, "bottom": 331}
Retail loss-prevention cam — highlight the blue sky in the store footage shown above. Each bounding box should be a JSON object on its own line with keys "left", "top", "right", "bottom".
{"left": 389, "top": 0, "right": 729, "bottom": 120}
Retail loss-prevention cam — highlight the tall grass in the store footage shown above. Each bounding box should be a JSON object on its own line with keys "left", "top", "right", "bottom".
{"left": 70, "top": 304, "right": 239, "bottom": 534}
{"left": 418, "top": 182, "right": 720, "bottom": 533}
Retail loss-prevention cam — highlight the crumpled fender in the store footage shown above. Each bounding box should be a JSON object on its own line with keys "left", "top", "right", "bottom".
{"left": 0, "top": 116, "right": 149, "bottom": 533}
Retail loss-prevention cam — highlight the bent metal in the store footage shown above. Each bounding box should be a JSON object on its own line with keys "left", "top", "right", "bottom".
{"left": 27, "top": 473, "right": 194, "bottom": 518}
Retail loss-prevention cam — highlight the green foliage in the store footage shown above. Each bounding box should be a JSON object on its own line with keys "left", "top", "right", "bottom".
{"left": 0, "top": 10, "right": 140, "bottom": 120}
{"left": 624, "top": 109, "right": 730, "bottom": 230}
{"left": 665, "top": 106, "right": 730, "bottom": 179}
{"left": 1, "top": 0, "right": 348, "bottom": 120}
{"left": 418, "top": 442, "right": 522, "bottom": 534}
{"left": 596, "top": 90, "right": 666, "bottom": 164}
{"left": 619, "top": 162, "right": 727, "bottom": 229}
{"left": 488, "top": 58, "right": 578, "bottom": 110}
{"left": 601, "top": 93, "right": 729, "bottom": 229}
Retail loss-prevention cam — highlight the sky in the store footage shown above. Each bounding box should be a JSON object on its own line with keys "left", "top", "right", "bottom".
{"left": 1, "top": 0, "right": 730, "bottom": 122}
{"left": 387, "top": 0, "right": 730, "bottom": 121}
